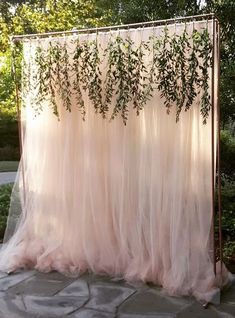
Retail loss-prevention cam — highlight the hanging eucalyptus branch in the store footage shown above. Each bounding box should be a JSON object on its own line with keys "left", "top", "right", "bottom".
{"left": 156, "top": 26, "right": 177, "bottom": 115}
{"left": 79, "top": 39, "right": 103, "bottom": 114}
{"left": 73, "top": 39, "right": 85, "bottom": 119}
{"left": 131, "top": 41, "right": 152, "bottom": 116}
{"left": 103, "top": 36, "right": 133, "bottom": 123}
{"left": 21, "top": 47, "right": 31, "bottom": 102}
{"left": 184, "top": 29, "right": 201, "bottom": 113}
{"left": 47, "top": 42, "right": 58, "bottom": 116}
{"left": 144, "top": 35, "right": 161, "bottom": 101}
{"left": 60, "top": 41, "right": 72, "bottom": 112}
{"left": 102, "top": 36, "right": 117, "bottom": 118}
{"left": 34, "top": 46, "right": 49, "bottom": 115}
{"left": 154, "top": 25, "right": 212, "bottom": 123}
{"left": 198, "top": 28, "right": 213, "bottom": 124}
{"left": 175, "top": 27, "right": 190, "bottom": 121}
{"left": 105, "top": 36, "right": 155, "bottom": 123}
{"left": 22, "top": 24, "right": 213, "bottom": 124}
{"left": 49, "top": 41, "right": 62, "bottom": 116}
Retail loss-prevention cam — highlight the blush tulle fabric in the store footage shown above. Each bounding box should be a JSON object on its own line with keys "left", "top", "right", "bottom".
{"left": 0, "top": 21, "right": 231, "bottom": 303}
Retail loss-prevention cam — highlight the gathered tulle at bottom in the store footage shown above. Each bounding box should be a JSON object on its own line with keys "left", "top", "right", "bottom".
{"left": 0, "top": 224, "right": 232, "bottom": 304}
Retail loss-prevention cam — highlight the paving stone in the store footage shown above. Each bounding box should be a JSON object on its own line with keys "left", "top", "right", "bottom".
{"left": 57, "top": 279, "right": 89, "bottom": 297}
{"left": 88, "top": 274, "right": 128, "bottom": 288}
{"left": 88, "top": 274, "right": 115, "bottom": 284}
{"left": 70, "top": 308, "right": 115, "bottom": 318}
{"left": 1, "top": 269, "right": 235, "bottom": 318}
{"left": 211, "top": 303, "right": 235, "bottom": 317}
{"left": 88, "top": 274, "right": 137, "bottom": 290}
{"left": 177, "top": 302, "right": 223, "bottom": 318}
{"left": 125, "top": 280, "right": 149, "bottom": 291}
{"left": 221, "top": 282, "right": 235, "bottom": 305}
{"left": 119, "top": 289, "right": 191, "bottom": 316}
{"left": 85, "top": 282, "right": 135, "bottom": 313}
{"left": 0, "top": 293, "right": 36, "bottom": 318}
{"left": 118, "top": 314, "right": 175, "bottom": 318}
{"left": 0, "top": 270, "right": 36, "bottom": 292}
{"left": 34, "top": 271, "right": 76, "bottom": 282}
{"left": 8, "top": 271, "right": 76, "bottom": 296}
{"left": 149, "top": 287, "right": 193, "bottom": 308}
{"left": 24, "top": 295, "right": 87, "bottom": 317}
{"left": 208, "top": 288, "right": 221, "bottom": 306}
{"left": 0, "top": 272, "right": 8, "bottom": 279}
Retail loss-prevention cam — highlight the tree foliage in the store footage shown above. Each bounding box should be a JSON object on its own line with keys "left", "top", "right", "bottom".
{"left": 100, "top": 0, "right": 203, "bottom": 24}
{"left": 205, "top": 0, "right": 235, "bottom": 128}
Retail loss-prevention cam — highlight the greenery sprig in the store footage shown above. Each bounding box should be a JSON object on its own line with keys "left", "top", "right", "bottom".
{"left": 198, "top": 28, "right": 213, "bottom": 124}
{"left": 73, "top": 39, "right": 85, "bottom": 119}
{"left": 156, "top": 26, "right": 176, "bottom": 115}
{"left": 175, "top": 27, "right": 190, "bottom": 121}
{"left": 60, "top": 41, "right": 72, "bottom": 112}
{"left": 105, "top": 36, "right": 156, "bottom": 123}
{"left": 79, "top": 39, "right": 103, "bottom": 114}
{"left": 110, "top": 36, "right": 134, "bottom": 123}
{"left": 184, "top": 29, "right": 201, "bottom": 113}
{"left": 21, "top": 47, "right": 31, "bottom": 101}
{"left": 131, "top": 41, "right": 152, "bottom": 116}
{"left": 34, "top": 46, "right": 49, "bottom": 115}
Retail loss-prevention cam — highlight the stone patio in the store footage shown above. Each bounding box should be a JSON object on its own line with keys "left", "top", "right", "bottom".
{"left": 0, "top": 270, "right": 234, "bottom": 317}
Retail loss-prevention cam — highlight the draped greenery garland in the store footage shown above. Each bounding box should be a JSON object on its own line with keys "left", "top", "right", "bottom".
{"left": 20, "top": 25, "right": 212, "bottom": 124}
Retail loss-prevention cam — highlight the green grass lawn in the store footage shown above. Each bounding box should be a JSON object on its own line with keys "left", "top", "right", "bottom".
{"left": 0, "top": 161, "right": 19, "bottom": 172}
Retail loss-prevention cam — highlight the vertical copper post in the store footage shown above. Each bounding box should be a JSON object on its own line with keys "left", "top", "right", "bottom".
{"left": 12, "top": 44, "right": 26, "bottom": 205}
{"left": 217, "top": 22, "right": 223, "bottom": 272}
{"left": 211, "top": 16, "right": 216, "bottom": 275}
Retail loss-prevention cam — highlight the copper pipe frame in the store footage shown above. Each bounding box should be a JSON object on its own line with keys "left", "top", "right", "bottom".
{"left": 211, "top": 16, "right": 216, "bottom": 275}
{"left": 11, "top": 45, "right": 26, "bottom": 206}
{"left": 217, "top": 22, "right": 223, "bottom": 273}
{"left": 10, "top": 13, "right": 217, "bottom": 42}
{"left": 211, "top": 17, "right": 223, "bottom": 276}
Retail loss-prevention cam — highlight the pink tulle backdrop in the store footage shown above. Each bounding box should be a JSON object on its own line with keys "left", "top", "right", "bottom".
{"left": 0, "top": 19, "right": 231, "bottom": 303}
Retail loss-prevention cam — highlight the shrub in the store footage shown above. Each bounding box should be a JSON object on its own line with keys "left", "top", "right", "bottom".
{"left": 0, "top": 146, "right": 19, "bottom": 161}
{"left": 221, "top": 130, "right": 235, "bottom": 180}
{"left": 0, "top": 183, "right": 13, "bottom": 240}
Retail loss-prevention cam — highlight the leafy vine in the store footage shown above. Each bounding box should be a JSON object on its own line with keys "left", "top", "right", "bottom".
{"left": 47, "top": 41, "right": 58, "bottom": 116}
{"left": 60, "top": 41, "right": 72, "bottom": 112}
{"left": 34, "top": 46, "right": 49, "bottom": 115}
{"left": 21, "top": 46, "right": 31, "bottom": 101}
{"left": 106, "top": 36, "right": 133, "bottom": 123}
{"left": 102, "top": 36, "right": 117, "bottom": 118}
{"left": 175, "top": 27, "right": 190, "bottom": 121}
{"left": 198, "top": 28, "right": 213, "bottom": 124}
{"left": 131, "top": 41, "right": 151, "bottom": 116}
{"left": 79, "top": 39, "right": 103, "bottom": 114}
{"left": 72, "top": 39, "right": 85, "bottom": 119}
{"left": 156, "top": 26, "right": 177, "bottom": 115}
{"left": 184, "top": 29, "right": 201, "bottom": 113}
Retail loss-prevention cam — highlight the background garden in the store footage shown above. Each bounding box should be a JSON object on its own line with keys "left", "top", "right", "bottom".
{"left": 0, "top": 0, "right": 234, "bottom": 271}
